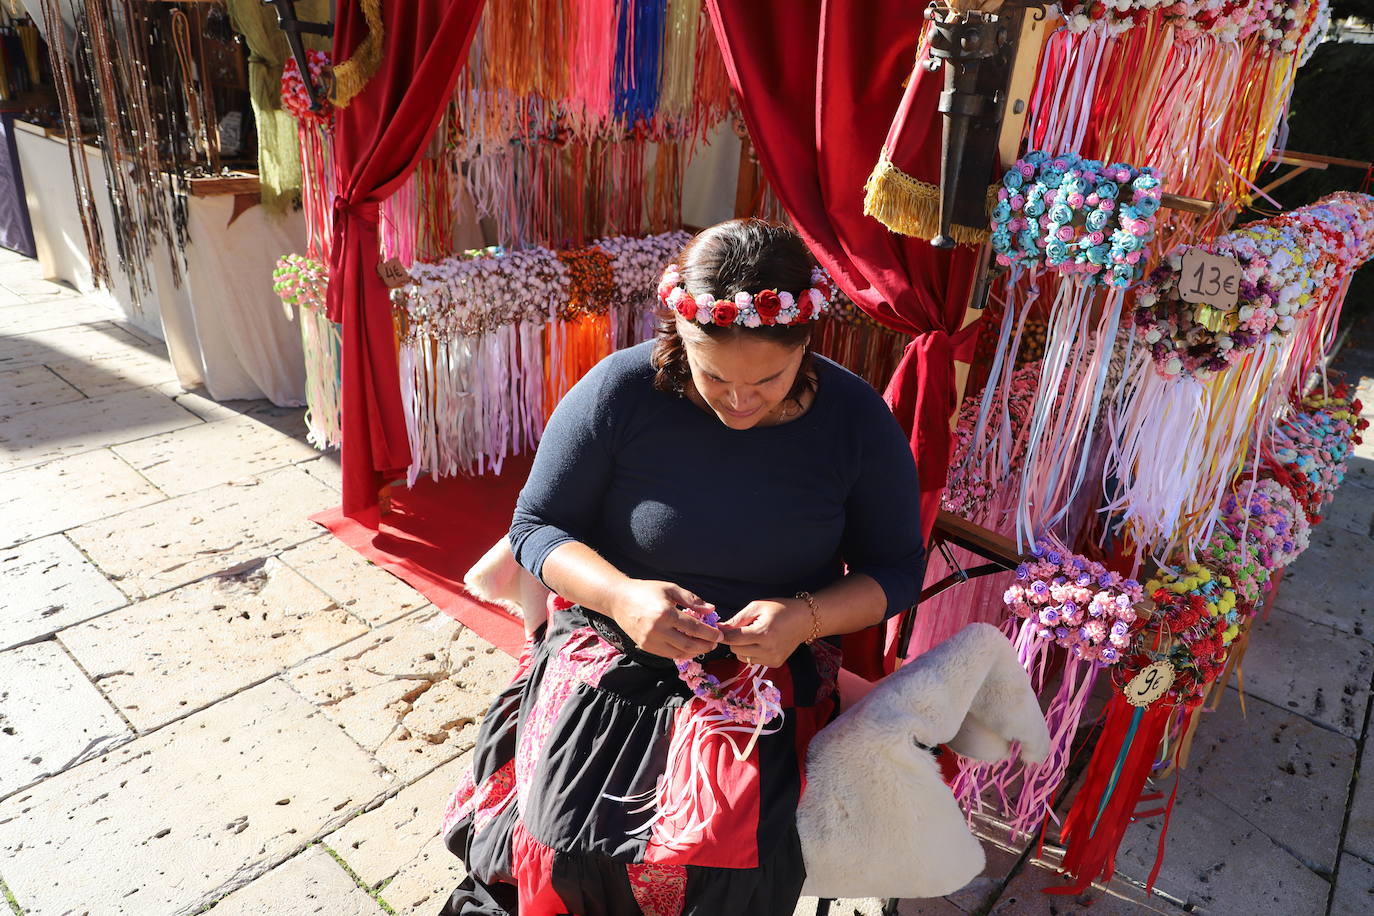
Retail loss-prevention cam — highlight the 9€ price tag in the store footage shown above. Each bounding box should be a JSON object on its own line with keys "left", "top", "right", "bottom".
{"left": 377, "top": 258, "right": 413, "bottom": 290}
{"left": 1178, "top": 249, "right": 1241, "bottom": 311}
{"left": 1124, "top": 661, "right": 1175, "bottom": 708}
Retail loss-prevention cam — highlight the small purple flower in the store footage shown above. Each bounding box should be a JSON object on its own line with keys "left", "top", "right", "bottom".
{"left": 1047, "top": 551, "right": 1063, "bottom": 565}
{"left": 1100, "top": 647, "right": 1120, "bottom": 663}
{"left": 1111, "top": 621, "right": 1131, "bottom": 639}
{"left": 1032, "top": 581, "right": 1050, "bottom": 596}
{"left": 1039, "top": 607, "right": 1061, "bottom": 626}
{"left": 1015, "top": 563, "right": 1030, "bottom": 580}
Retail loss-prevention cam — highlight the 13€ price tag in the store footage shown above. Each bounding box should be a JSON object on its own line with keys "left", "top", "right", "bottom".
{"left": 1124, "top": 660, "right": 1175, "bottom": 708}
{"left": 1178, "top": 249, "right": 1241, "bottom": 311}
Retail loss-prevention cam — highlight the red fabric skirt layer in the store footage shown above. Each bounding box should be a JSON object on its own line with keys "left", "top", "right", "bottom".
{"left": 437, "top": 605, "right": 839, "bottom": 916}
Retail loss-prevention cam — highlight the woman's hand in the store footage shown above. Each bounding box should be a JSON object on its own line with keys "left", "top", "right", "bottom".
{"left": 608, "top": 579, "right": 721, "bottom": 659}
{"left": 716, "top": 598, "right": 812, "bottom": 669}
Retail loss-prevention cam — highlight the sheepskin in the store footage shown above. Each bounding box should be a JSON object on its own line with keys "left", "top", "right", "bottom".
{"left": 463, "top": 537, "right": 551, "bottom": 635}
{"left": 797, "top": 622, "right": 1050, "bottom": 900}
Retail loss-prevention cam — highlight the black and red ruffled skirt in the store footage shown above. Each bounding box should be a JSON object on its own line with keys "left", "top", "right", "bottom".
{"left": 436, "top": 605, "right": 839, "bottom": 916}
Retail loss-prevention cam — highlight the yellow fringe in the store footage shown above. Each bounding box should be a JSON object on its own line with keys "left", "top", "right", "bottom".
{"left": 333, "top": 0, "right": 384, "bottom": 109}
{"left": 862, "top": 149, "right": 993, "bottom": 246}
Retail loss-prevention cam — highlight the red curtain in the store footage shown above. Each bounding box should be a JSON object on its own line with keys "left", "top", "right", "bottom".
{"left": 328, "top": 1, "right": 486, "bottom": 521}
{"left": 705, "top": 0, "right": 982, "bottom": 532}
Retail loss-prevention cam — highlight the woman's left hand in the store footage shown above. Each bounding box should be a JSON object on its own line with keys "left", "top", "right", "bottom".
{"left": 716, "top": 598, "right": 812, "bottom": 669}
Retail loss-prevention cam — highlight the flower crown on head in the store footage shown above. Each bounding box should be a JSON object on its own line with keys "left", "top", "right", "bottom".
{"left": 657, "top": 263, "right": 834, "bottom": 328}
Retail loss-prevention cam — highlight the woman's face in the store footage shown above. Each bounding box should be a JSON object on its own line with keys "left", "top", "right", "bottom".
{"left": 678, "top": 318, "right": 806, "bottom": 430}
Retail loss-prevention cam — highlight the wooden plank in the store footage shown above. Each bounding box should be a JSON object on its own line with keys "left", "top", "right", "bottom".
{"left": 998, "top": 10, "right": 1061, "bottom": 166}
{"left": 933, "top": 510, "right": 1022, "bottom": 565}
{"left": 1268, "top": 150, "right": 1371, "bottom": 170}
{"left": 186, "top": 175, "right": 261, "bottom": 198}
{"left": 1267, "top": 153, "right": 1329, "bottom": 171}
{"left": 1161, "top": 192, "right": 1213, "bottom": 216}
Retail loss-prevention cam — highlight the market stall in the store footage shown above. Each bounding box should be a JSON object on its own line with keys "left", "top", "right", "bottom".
{"left": 25, "top": 0, "right": 319, "bottom": 404}
{"left": 260, "top": 0, "right": 1373, "bottom": 904}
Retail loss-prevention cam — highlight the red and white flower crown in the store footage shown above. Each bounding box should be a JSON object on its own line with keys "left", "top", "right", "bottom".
{"left": 657, "top": 264, "right": 834, "bottom": 328}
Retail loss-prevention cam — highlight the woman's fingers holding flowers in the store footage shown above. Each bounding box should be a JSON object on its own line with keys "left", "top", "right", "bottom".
{"left": 717, "top": 599, "right": 808, "bottom": 669}
{"left": 609, "top": 579, "right": 720, "bottom": 658}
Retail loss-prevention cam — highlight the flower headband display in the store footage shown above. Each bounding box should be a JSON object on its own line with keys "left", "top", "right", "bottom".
{"left": 954, "top": 538, "right": 1144, "bottom": 837}
{"left": 1132, "top": 564, "right": 1241, "bottom": 709}
{"left": 990, "top": 151, "right": 1163, "bottom": 288}
{"left": 1003, "top": 542, "right": 1144, "bottom": 665}
{"left": 1059, "top": 0, "right": 1320, "bottom": 49}
{"left": 1263, "top": 382, "right": 1368, "bottom": 522}
{"left": 281, "top": 49, "right": 333, "bottom": 123}
{"left": 657, "top": 264, "right": 834, "bottom": 327}
{"left": 1132, "top": 193, "right": 1374, "bottom": 380}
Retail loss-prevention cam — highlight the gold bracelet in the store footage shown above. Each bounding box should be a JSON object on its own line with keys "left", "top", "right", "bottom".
{"left": 795, "top": 591, "right": 822, "bottom": 645}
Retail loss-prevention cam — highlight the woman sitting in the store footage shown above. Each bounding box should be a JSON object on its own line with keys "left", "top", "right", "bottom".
{"left": 439, "top": 219, "right": 926, "bottom": 916}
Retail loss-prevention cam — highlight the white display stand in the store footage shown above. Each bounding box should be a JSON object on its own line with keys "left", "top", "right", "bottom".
{"left": 13, "top": 121, "right": 308, "bottom": 405}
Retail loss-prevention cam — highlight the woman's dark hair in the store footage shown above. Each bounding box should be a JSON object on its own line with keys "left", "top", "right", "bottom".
{"left": 651, "top": 219, "right": 818, "bottom": 401}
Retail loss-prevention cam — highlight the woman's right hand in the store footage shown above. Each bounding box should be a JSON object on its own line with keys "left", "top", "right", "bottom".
{"left": 608, "top": 579, "right": 721, "bottom": 659}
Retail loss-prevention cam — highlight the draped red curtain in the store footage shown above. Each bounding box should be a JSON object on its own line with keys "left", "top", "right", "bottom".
{"left": 328, "top": 0, "right": 486, "bottom": 521}
{"left": 704, "top": 0, "right": 982, "bottom": 533}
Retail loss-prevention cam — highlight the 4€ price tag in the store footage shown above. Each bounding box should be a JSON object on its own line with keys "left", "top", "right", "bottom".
{"left": 377, "top": 258, "right": 413, "bottom": 290}
{"left": 1124, "top": 660, "right": 1175, "bottom": 708}
{"left": 1178, "top": 249, "right": 1242, "bottom": 311}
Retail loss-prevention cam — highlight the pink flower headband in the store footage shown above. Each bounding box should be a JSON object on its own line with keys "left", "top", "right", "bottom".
{"left": 657, "top": 264, "right": 834, "bottom": 328}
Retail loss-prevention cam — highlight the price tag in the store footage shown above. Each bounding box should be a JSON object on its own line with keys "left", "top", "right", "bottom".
{"left": 377, "top": 258, "right": 412, "bottom": 290}
{"left": 1178, "top": 249, "right": 1241, "bottom": 311}
{"left": 1124, "top": 660, "right": 1175, "bottom": 708}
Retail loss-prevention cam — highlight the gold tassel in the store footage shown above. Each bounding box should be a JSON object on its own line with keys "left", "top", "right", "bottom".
{"left": 862, "top": 148, "right": 994, "bottom": 246}
{"left": 333, "top": 0, "right": 384, "bottom": 109}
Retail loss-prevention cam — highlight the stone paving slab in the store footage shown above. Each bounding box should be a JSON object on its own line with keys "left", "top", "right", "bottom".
{"left": 0, "top": 297, "right": 120, "bottom": 335}
{"left": 1270, "top": 522, "right": 1374, "bottom": 640}
{"left": 986, "top": 861, "right": 1187, "bottom": 915}
{"left": 112, "top": 416, "right": 320, "bottom": 497}
{"left": 1342, "top": 723, "right": 1374, "bottom": 865}
{"left": 0, "top": 364, "right": 84, "bottom": 415}
{"left": 1, "top": 533, "right": 128, "bottom": 650}
{"left": 155, "top": 383, "right": 311, "bottom": 439}
{"left": 204, "top": 844, "right": 382, "bottom": 916}
{"left": 287, "top": 609, "right": 513, "bottom": 782}
{"left": 0, "top": 678, "right": 393, "bottom": 916}
{"left": 300, "top": 453, "right": 342, "bottom": 492}
{"left": 0, "top": 640, "right": 131, "bottom": 800}
{"left": 1320, "top": 473, "right": 1374, "bottom": 540}
{"left": 791, "top": 899, "right": 967, "bottom": 916}
{"left": 1104, "top": 775, "right": 1332, "bottom": 913}
{"left": 1181, "top": 689, "right": 1355, "bottom": 875}
{"left": 0, "top": 448, "right": 166, "bottom": 549}
{"left": 0, "top": 321, "right": 157, "bottom": 371}
{"left": 60, "top": 558, "right": 367, "bottom": 733}
{"left": 1240, "top": 606, "right": 1374, "bottom": 738}
{"left": 324, "top": 752, "right": 469, "bottom": 908}
{"left": 1332, "top": 853, "right": 1374, "bottom": 916}
{"left": 279, "top": 535, "right": 426, "bottom": 628}
{"left": 45, "top": 345, "right": 180, "bottom": 399}
{"left": 67, "top": 465, "right": 335, "bottom": 599}
{"left": 0, "top": 386, "right": 201, "bottom": 472}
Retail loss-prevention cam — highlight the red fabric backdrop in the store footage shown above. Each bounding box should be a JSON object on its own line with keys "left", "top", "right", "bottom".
{"left": 705, "top": 0, "right": 982, "bottom": 531}
{"left": 328, "top": 1, "right": 487, "bottom": 521}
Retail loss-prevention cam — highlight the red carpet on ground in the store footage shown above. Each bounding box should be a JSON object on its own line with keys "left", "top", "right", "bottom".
{"left": 312, "top": 454, "right": 534, "bottom": 657}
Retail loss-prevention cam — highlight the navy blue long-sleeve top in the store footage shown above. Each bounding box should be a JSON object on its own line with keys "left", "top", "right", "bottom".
{"left": 508, "top": 341, "right": 926, "bottom": 620}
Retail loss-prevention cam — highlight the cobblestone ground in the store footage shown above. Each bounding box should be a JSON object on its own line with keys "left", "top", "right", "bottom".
{"left": 2, "top": 248, "right": 1372, "bottom": 915}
